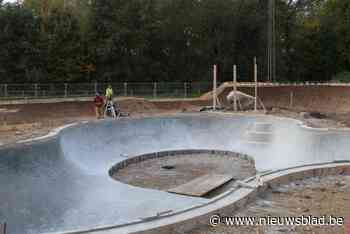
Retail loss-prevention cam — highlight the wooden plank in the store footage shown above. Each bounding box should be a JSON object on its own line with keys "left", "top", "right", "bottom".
{"left": 168, "top": 174, "right": 233, "bottom": 197}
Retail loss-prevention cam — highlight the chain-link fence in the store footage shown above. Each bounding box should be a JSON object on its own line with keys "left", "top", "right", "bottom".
{"left": 2, "top": 81, "right": 345, "bottom": 100}
{"left": 0, "top": 82, "right": 215, "bottom": 100}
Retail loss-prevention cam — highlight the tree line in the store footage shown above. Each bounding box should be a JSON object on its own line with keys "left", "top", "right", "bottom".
{"left": 0, "top": 0, "right": 349, "bottom": 83}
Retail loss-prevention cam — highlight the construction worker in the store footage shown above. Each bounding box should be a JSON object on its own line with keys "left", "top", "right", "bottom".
{"left": 94, "top": 92, "right": 104, "bottom": 119}
{"left": 105, "top": 84, "right": 113, "bottom": 101}
{"left": 104, "top": 85, "right": 117, "bottom": 118}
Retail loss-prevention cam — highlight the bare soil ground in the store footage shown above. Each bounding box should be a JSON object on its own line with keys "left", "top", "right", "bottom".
{"left": 184, "top": 175, "right": 350, "bottom": 234}
{"left": 113, "top": 153, "right": 256, "bottom": 196}
{"left": 217, "top": 85, "right": 350, "bottom": 114}
{"left": 267, "top": 107, "right": 350, "bottom": 129}
{"left": 0, "top": 98, "right": 204, "bottom": 145}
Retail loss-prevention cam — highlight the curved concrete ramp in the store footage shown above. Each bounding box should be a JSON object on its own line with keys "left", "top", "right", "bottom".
{"left": 1, "top": 114, "right": 350, "bottom": 234}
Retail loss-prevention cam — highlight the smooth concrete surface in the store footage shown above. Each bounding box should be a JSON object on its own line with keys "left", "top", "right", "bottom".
{"left": 1, "top": 114, "right": 350, "bottom": 234}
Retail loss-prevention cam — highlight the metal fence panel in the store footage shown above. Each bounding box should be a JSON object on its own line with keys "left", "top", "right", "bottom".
{"left": 6, "top": 84, "right": 36, "bottom": 98}
{"left": 66, "top": 83, "right": 95, "bottom": 97}
{"left": 37, "top": 84, "right": 66, "bottom": 97}
{"left": 0, "top": 82, "right": 215, "bottom": 100}
{"left": 126, "top": 82, "right": 154, "bottom": 98}
{"left": 156, "top": 82, "right": 184, "bottom": 98}
{"left": 189, "top": 82, "right": 213, "bottom": 98}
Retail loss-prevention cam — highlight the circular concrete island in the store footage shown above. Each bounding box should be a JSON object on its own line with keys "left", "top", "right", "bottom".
{"left": 1, "top": 114, "right": 350, "bottom": 234}
{"left": 111, "top": 150, "right": 256, "bottom": 197}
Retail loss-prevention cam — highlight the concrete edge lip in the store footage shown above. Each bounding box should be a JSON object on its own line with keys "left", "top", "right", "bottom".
{"left": 45, "top": 161, "right": 350, "bottom": 234}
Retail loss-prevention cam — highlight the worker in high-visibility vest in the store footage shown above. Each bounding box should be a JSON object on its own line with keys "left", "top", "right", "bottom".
{"left": 104, "top": 84, "right": 117, "bottom": 118}
{"left": 105, "top": 84, "right": 113, "bottom": 101}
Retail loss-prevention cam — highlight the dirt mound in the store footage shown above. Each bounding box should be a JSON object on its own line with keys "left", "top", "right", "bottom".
{"left": 118, "top": 98, "right": 159, "bottom": 113}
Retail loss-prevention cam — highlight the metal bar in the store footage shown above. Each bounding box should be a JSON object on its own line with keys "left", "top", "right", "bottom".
{"left": 254, "top": 57, "right": 258, "bottom": 112}
{"left": 290, "top": 91, "right": 294, "bottom": 108}
{"left": 94, "top": 81, "right": 98, "bottom": 93}
{"left": 233, "top": 65, "right": 237, "bottom": 112}
{"left": 64, "top": 83, "right": 68, "bottom": 98}
{"left": 34, "top": 84, "right": 38, "bottom": 98}
{"left": 213, "top": 65, "right": 217, "bottom": 110}
{"left": 153, "top": 82, "right": 157, "bottom": 98}
{"left": 4, "top": 84, "right": 7, "bottom": 97}
{"left": 124, "top": 82, "right": 128, "bottom": 97}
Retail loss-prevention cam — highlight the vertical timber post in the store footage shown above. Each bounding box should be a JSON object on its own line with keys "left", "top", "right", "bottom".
{"left": 184, "top": 82, "right": 187, "bottom": 98}
{"left": 233, "top": 65, "right": 237, "bottom": 112}
{"left": 213, "top": 64, "right": 217, "bottom": 111}
{"left": 254, "top": 57, "right": 258, "bottom": 112}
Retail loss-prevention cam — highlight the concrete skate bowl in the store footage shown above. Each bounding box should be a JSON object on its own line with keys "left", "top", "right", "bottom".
{"left": 1, "top": 114, "right": 350, "bottom": 234}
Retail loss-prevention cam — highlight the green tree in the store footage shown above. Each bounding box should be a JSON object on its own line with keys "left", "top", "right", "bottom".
{"left": 42, "top": 8, "right": 82, "bottom": 81}
{"left": 0, "top": 2, "right": 41, "bottom": 82}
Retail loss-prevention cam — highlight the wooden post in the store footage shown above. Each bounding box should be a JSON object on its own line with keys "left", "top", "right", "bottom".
{"left": 254, "top": 57, "right": 258, "bottom": 112}
{"left": 213, "top": 65, "right": 217, "bottom": 111}
{"left": 184, "top": 82, "right": 187, "bottom": 98}
{"left": 233, "top": 65, "right": 237, "bottom": 112}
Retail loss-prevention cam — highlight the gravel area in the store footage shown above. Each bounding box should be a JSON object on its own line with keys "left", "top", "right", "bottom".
{"left": 183, "top": 175, "right": 350, "bottom": 234}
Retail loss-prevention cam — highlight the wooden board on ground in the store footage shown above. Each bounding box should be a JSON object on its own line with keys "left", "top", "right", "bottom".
{"left": 168, "top": 174, "right": 233, "bottom": 197}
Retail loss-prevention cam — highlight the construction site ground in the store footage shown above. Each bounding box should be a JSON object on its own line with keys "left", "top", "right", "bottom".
{"left": 184, "top": 175, "right": 350, "bottom": 234}
{"left": 2, "top": 86, "right": 350, "bottom": 233}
